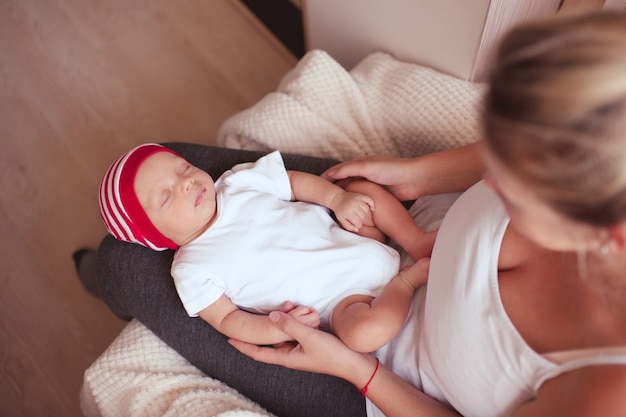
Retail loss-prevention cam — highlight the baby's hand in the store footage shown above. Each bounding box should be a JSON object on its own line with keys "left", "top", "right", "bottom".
{"left": 288, "top": 305, "right": 320, "bottom": 328}
{"left": 279, "top": 301, "right": 320, "bottom": 328}
{"left": 331, "top": 191, "right": 374, "bottom": 233}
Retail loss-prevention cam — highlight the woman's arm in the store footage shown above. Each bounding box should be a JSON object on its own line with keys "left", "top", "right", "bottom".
{"left": 229, "top": 311, "right": 461, "bottom": 417}
{"left": 366, "top": 362, "right": 461, "bottom": 417}
{"left": 199, "top": 295, "right": 320, "bottom": 345}
{"left": 322, "top": 142, "right": 485, "bottom": 201}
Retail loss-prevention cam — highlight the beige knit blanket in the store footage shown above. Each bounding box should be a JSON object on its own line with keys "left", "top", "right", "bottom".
{"left": 218, "top": 50, "right": 484, "bottom": 160}
{"left": 81, "top": 51, "right": 483, "bottom": 417}
{"left": 80, "top": 319, "right": 275, "bottom": 417}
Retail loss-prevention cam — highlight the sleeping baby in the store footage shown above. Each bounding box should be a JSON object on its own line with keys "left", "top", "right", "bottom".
{"left": 99, "top": 143, "right": 433, "bottom": 352}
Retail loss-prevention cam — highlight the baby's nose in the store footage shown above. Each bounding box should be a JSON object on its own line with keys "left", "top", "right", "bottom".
{"left": 184, "top": 177, "right": 195, "bottom": 191}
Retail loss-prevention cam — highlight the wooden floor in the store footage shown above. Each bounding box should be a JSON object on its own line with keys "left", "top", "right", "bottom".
{"left": 0, "top": 1, "right": 295, "bottom": 415}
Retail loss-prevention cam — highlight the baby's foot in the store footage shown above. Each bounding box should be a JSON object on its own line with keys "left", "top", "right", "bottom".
{"left": 407, "top": 230, "right": 437, "bottom": 262}
{"left": 397, "top": 258, "right": 430, "bottom": 292}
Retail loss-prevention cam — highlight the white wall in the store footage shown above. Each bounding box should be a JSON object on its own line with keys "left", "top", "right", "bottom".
{"left": 303, "top": 0, "right": 561, "bottom": 81}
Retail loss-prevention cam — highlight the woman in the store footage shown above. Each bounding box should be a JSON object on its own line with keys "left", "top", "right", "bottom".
{"left": 82, "top": 10, "right": 626, "bottom": 417}
{"left": 230, "top": 11, "right": 626, "bottom": 417}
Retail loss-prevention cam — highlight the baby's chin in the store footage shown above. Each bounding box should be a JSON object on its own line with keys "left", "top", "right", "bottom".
{"left": 184, "top": 216, "right": 217, "bottom": 246}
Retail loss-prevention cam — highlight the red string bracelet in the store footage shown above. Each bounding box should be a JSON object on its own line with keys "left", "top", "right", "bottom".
{"left": 359, "top": 358, "right": 380, "bottom": 398}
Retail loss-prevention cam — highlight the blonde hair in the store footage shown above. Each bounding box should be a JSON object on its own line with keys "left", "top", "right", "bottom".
{"left": 484, "top": 11, "right": 626, "bottom": 226}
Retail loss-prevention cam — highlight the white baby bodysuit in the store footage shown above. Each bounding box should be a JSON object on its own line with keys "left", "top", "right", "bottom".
{"left": 171, "top": 151, "right": 400, "bottom": 325}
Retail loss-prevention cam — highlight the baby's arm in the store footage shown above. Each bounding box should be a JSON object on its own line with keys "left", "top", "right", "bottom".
{"left": 287, "top": 170, "right": 374, "bottom": 232}
{"left": 289, "top": 170, "right": 436, "bottom": 261}
{"left": 199, "top": 295, "right": 320, "bottom": 345}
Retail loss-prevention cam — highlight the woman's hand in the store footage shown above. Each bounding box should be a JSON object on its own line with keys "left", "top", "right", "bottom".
{"left": 322, "top": 156, "right": 422, "bottom": 201}
{"left": 322, "top": 143, "right": 485, "bottom": 200}
{"left": 230, "top": 310, "right": 462, "bottom": 417}
{"left": 228, "top": 311, "right": 371, "bottom": 382}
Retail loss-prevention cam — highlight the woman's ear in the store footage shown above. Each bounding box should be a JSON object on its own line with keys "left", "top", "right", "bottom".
{"left": 606, "top": 222, "right": 626, "bottom": 254}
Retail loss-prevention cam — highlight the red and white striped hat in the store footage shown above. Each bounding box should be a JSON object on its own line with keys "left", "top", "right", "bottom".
{"left": 98, "top": 143, "right": 179, "bottom": 251}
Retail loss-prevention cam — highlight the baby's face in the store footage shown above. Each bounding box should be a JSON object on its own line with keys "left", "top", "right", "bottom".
{"left": 134, "top": 152, "right": 217, "bottom": 246}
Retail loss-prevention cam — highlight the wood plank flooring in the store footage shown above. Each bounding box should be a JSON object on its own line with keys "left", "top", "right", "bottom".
{"left": 0, "top": 1, "right": 295, "bottom": 415}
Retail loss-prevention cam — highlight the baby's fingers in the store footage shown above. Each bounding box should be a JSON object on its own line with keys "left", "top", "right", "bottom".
{"left": 288, "top": 306, "right": 321, "bottom": 328}
{"left": 337, "top": 215, "right": 361, "bottom": 233}
{"left": 360, "top": 194, "right": 375, "bottom": 212}
{"left": 279, "top": 301, "right": 296, "bottom": 313}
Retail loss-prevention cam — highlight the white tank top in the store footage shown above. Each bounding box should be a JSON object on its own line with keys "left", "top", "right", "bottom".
{"left": 368, "top": 181, "right": 626, "bottom": 417}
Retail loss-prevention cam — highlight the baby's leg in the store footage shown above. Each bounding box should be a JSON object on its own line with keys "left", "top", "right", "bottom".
{"left": 331, "top": 258, "right": 430, "bottom": 353}
{"left": 342, "top": 179, "right": 436, "bottom": 261}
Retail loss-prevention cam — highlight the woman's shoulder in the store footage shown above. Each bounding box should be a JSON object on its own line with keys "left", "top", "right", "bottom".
{"left": 497, "top": 225, "right": 542, "bottom": 271}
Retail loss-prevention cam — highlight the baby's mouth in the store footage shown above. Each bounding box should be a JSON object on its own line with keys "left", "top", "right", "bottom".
{"left": 195, "top": 187, "right": 205, "bottom": 206}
